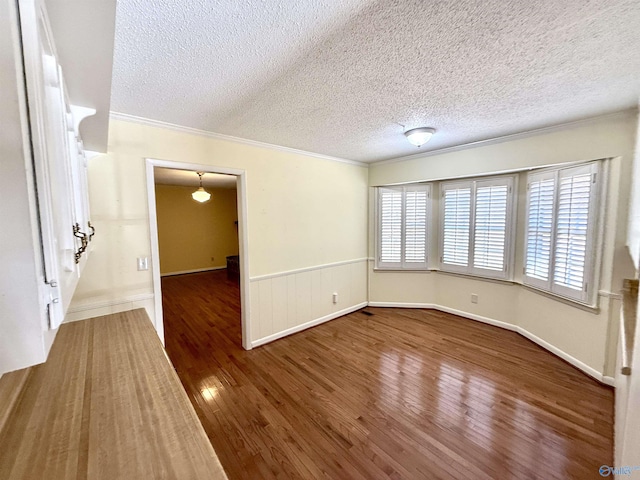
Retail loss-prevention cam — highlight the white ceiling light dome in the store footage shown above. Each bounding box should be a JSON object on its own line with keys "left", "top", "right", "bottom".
{"left": 192, "top": 172, "right": 211, "bottom": 202}
{"left": 404, "top": 127, "right": 436, "bottom": 147}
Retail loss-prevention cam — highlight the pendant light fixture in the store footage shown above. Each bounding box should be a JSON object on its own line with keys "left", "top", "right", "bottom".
{"left": 191, "top": 172, "right": 211, "bottom": 203}
{"left": 404, "top": 127, "right": 436, "bottom": 147}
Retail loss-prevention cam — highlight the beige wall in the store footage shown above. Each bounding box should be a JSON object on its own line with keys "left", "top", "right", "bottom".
{"left": 369, "top": 111, "right": 638, "bottom": 378}
{"left": 68, "top": 118, "right": 369, "bottom": 343}
{"left": 155, "top": 185, "right": 238, "bottom": 275}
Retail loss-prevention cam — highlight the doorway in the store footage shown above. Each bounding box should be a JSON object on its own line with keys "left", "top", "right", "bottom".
{"left": 145, "top": 158, "right": 251, "bottom": 349}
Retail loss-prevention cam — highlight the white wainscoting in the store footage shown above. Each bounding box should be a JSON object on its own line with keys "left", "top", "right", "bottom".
{"left": 250, "top": 259, "right": 368, "bottom": 347}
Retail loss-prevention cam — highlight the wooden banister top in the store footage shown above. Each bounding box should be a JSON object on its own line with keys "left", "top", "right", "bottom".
{"left": 620, "top": 279, "right": 638, "bottom": 376}
{"left": 0, "top": 309, "right": 228, "bottom": 479}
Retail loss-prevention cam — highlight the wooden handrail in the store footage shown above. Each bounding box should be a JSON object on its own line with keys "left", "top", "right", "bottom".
{"left": 621, "top": 279, "right": 638, "bottom": 376}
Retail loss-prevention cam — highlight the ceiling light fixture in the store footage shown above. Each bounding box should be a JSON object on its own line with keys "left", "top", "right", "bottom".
{"left": 404, "top": 127, "right": 436, "bottom": 147}
{"left": 191, "top": 172, "right": 211, "bottom": 203}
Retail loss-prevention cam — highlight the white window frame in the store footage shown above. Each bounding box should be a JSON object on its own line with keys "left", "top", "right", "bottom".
{"left": 375, "top": 184, "right": 431, "bottom": 270}
{"left": 439, "top": 175, "right": 516, "bottom": 280}
{"left": 523, "top": 161, "right": 602, "bottom": 305}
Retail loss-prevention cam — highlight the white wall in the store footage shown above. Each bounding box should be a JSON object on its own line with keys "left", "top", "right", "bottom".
{"left": 369, "top": 111, "right": 638, "bottom": 379}
{"left": 627, "top": 105, "right": 640, "bottom": 269}
{"left": 67, "top": 118, "right": 369, "bottom": 345}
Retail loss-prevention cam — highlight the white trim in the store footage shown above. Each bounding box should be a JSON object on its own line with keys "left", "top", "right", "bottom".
{"left": 251, "top": 302, "right": 368, "bottom": 348}
{"left": 366, "top": 302, "right": 612, "bottom": 385}
{"left": 110, "top": 112, "right": 367, "bottom": 167}
{"left": 249, "top": 258, "right": 368, "bottom": 282}
{"left": 515, "top": 327, "right": 607, "bottom": 384}
{"left": 146, "top": 160, "right": 164, "bottom": 343}
{"left": 145, "top": 158, "right": 252, "bottom": 350}
{"left": 599, "top": 290, "right": 623, "bottom": 300}
{"left": 372, "top": 109, "right": 637, "bottom": 166}
{"left": 433, "top": 305, "right": 518, "bottom": 332}
{"left": 66, "top": 293, "right": 155, "bottom": 313}
{"left": 161, "top": 266, "right": 226, "bottom": 277}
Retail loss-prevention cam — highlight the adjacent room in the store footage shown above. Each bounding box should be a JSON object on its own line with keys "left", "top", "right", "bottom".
{"left": 1, "top": 1, "right": 639, "bottom": 479}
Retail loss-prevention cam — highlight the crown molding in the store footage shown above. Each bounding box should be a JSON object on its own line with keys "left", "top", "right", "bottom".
{"left": 109, "top": 112, "right": 368, "bottom": 167}
{"left": 372, "top": 109, "right": 638, "bottom": 166}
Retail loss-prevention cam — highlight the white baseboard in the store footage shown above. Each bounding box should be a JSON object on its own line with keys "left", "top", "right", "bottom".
{"left": 251, "top": 302, "right": 368, "bottom": 348}
{"left": 514, "top": 326, "right": 606, "bottom": 384}
{"left": 67, "top": 293, "right": 155, "bottom": 313}
{"left": 161, "top": 266, "right": 226, "bottom": 277}
{"left": 64, "top": 294, "right": 155, "bottom": 323}
{"left": 432, "top": 305, "right": 518, "bottom": 332}
{"left": 367, "top": 301, "right": 613, "bottom": 386}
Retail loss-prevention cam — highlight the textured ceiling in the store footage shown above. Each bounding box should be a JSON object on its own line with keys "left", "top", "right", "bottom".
{"left": 154, "top": 168, "right": 237, "bottom": 189}
{"left": 112, "top": 0, "right": 640, "bottom": 163}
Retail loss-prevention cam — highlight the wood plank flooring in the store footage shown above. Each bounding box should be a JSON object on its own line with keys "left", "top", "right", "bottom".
{"left": 162, "top": 270, "right": 614, "bottom": 479}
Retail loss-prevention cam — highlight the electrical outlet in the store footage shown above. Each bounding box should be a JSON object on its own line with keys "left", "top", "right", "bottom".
{"left": 471, "top": 293, "right": 478, "bottom": 304}
{"left": 137, "top": 257, "right": 149, "bottom": 271}
{"left": 332, "top": 292, "right": 338, "bottom": 304}
{"left": 211, "top": 256, "right": 215, "bottom": 262}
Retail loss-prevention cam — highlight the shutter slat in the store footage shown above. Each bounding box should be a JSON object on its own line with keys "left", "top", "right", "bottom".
{"left": 379, "top": 189, "right": 403, "bottom": 264}
{"left": 473, "top": 184, "right": 508, "bottom": 271}
{"left": 525, "top": 177, "right": 555, "bottom": 281}
{"left": 378, "top": 186, "right": 429, "bottom": 268}
{"left": 404, "top": 190, "right": 427, "bottom": 264}
{"left": 442, "top": 187, "right": 471, "bottom": 266}
{"left": 553, "top": 172, "right": 592, "bottom": 291}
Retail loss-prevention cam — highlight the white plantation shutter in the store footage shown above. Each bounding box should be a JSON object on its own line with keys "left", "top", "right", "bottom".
{"left": 404, "top": 187, "right": 428, "bottom": 265}
{"left": 440, "top": 176, "right": 514, "bottom": 278}
{"left": 441, "top": 185, "right": 471, "bottom": 268}
{"left": 377, "top": 185, "right": 430, "bottom": 269}
{"left": 524, "top": 171, "right": 555, "bottom": 288}
{"left": 379, "top": 188, "right": 403, "bottom": 266}
{"left": 553, "top": 164, "right": 598, "bottom": 300}
{"left": 473, "top": 180, "right": 510, "bottom": 272}
{"left": 523, "top": 162, "right": 600, "bottom": 304}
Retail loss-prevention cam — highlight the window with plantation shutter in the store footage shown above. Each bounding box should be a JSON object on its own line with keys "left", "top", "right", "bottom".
{"left": 523, "top": 162, "right": 600, "bottom": 304}
{"left": 473, "top": 183, "right": 509, "bottom": 271}
{"left": 524, "top": 172, "right": 555, "bottom": 284}
{"left": 379, "top": 188, "right": 403, "bottom": 265}
{"left": 376, "top": 185, "right": 430, "bottom": 269}
{"left": 442, "top": 186, "right": 471, "bottom": 267}
{"left": 440, "top": 176, "right": 515, "bottom": 279}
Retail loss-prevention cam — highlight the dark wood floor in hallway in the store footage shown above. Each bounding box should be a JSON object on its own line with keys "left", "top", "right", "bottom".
{"left": 162, "top": 270, "right": 613, "bottom": 480}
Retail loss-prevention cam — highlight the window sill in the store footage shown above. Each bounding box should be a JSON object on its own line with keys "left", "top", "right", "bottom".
{"left": 521, "top": 284, "right": 600, "bottom": 313}
{"left": 373, "top": 267, "right": 433, "bottom": 273}
{"left": 433, "top": 269, "right": 516, "bottom": 286}
{"left": 370, "top": 267, "right": 602, "bottom": 312}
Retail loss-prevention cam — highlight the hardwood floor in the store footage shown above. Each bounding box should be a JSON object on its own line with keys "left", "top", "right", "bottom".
{"left": 162, "top": 270, "right": 614, "bottom": 479}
